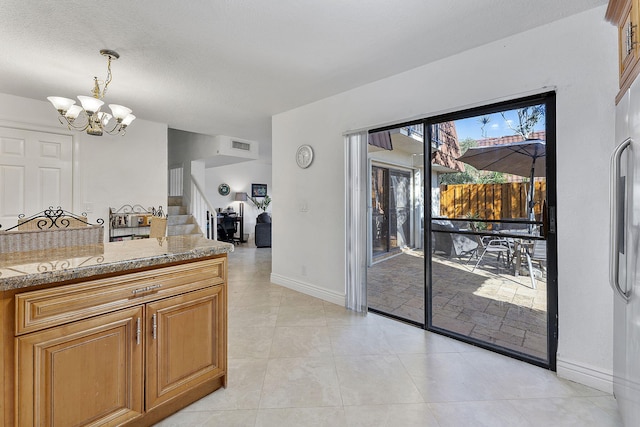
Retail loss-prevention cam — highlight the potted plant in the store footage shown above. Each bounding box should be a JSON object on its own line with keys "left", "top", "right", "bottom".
{"left": 249, "top": 195, "right": 271, "bottom": 218}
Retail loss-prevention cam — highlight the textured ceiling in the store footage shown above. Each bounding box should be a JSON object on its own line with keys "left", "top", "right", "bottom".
{"left": 0, "top": 0, "right": 607, "bottom": 151}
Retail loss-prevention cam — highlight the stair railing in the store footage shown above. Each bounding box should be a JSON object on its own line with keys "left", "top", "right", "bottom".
{"left": 190, "top": 177, "right": 217, "bottom": 240}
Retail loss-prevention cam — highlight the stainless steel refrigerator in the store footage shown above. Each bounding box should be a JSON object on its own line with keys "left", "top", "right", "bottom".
{"left": 611, "top": 84, "right": 640, "bottom": 426}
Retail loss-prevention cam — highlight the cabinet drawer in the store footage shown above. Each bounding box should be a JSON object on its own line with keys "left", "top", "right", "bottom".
{"left": 15, "top": 257, "right": 226, "bottom": 335}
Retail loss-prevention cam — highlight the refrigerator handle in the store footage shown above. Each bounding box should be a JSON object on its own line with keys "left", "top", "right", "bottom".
{"left": 610, "top": 137, "right": 632, "bottom": 302}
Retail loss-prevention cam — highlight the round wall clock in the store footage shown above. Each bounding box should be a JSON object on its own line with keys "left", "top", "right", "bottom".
{"left": 296, "top": 145, "right": 314, "bottom": 169}
{"left": 218, "top": 183, "right": 230, "bottom": 196}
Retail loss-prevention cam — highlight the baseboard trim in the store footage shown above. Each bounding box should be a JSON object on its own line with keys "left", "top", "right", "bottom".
{"left": 556, "top": 356, "right": 613, "bottom": 393}
{"left": 270, "top": 273, "right": 345, "bottom": 306}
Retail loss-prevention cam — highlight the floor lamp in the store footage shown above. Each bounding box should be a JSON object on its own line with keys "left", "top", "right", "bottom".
{"left": 235, "top": 192, "right": 248, "bottom": 243}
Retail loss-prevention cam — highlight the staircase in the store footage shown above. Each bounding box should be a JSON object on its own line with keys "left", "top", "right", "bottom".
{"left": 166, "top": 196, "right": 203, "bottom": 237}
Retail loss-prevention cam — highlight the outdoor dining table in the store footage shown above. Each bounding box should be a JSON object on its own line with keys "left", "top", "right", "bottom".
{"left": 497, "top": 229, "right": 537, "bottom": 277}
{"left": 511, "top": 238, "right": 535, "bottom": 277}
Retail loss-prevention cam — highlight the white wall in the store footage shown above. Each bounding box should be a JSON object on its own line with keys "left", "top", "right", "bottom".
{"left": 272, "top": 6, "right": 617, "bottom": 391}
{"left": 205, "top": 160, "right": 272, "bottom": 243}
{"left": 168, "top": 128, "right": 213, "bottom": 202}
{"left": 0, "top": 92, "right": 168, "bottom": 239}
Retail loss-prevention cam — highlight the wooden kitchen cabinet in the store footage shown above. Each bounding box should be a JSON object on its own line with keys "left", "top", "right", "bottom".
{"left": 15, "top": 306, "right": 144, "bottom": 426}
{"left": 608, "top": 0, "right": 640, "bottom": 101}
{"left": 146, "top": 286, "right": 226, "bottom": 410}
{"left": 8, "top": 255, "right": 227, "bottom": 426}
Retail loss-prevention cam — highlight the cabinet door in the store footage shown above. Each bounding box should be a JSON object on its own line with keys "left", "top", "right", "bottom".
{"left": 619, "top": 0, "right": 639, "bottom": 85}
{"left": 146, "top": 286, "right": 226, "bottom": 410}
{"left": 16, "top": 306, "right": 144, "bottom": 426}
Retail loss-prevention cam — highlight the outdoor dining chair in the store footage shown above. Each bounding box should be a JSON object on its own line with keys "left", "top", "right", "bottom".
{"left": 470, "top": 235, "right": 513, "bottom": 272}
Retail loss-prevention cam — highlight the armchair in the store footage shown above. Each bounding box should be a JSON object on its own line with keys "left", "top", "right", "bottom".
{"left": 255, "top": 212, "right": 271, "bottom": 248}
{"left": 431, "top": 219, "right": 478, "bottom": 259}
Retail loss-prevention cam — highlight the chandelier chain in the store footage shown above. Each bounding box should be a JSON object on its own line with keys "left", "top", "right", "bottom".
{"left": 102, "top": 55, "right": 113, "bottom": 99}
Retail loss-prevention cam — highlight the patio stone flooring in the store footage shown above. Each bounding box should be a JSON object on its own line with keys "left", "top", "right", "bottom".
{"left": 367, "top": 248, "right": 548, "bottom": 360}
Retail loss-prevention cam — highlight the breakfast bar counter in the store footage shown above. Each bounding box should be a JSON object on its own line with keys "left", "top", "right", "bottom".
{"left": 0, "top": 235, "right": 233, "bottom": 291}
{"left": 1, "top": 236, "right": 233, "bottom": 426}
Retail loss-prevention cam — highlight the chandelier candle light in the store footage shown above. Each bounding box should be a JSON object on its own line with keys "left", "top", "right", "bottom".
{"left": 47, "top": 49, "right": 135, "bottom": 136}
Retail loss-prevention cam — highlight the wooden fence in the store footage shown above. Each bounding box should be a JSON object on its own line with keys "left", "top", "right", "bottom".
{"left": 439, "top": 181, "right": 546, "bottom": 220}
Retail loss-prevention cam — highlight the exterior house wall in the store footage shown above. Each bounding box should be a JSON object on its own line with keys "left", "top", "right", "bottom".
{"left": 272, "top": 6, "right": 617, "bottom": 391}
{"left": 369, "top": 148, "right": 415, "bottom": 167}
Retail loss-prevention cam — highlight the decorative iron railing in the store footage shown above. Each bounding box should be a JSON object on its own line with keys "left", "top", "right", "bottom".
{"left": 1, "top": 206, "right": 104, "bottom": 232}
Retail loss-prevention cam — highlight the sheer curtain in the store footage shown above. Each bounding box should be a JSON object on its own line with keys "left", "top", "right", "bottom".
{"left": 345, "top": 132, "right": 368, "bottom": 313}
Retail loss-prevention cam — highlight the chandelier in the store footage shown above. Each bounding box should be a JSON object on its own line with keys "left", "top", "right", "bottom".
{"left": 47, "top": 49, "right": 135, "bottom": 136}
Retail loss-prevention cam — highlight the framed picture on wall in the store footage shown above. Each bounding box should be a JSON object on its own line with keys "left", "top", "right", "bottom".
{"left": 252, "top": 183, "right": 268, "bottom": 197}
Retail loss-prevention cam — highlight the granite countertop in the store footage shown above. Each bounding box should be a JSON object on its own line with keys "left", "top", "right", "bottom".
{"left": 0, "top": 235, "right": 234, "bottom": 291}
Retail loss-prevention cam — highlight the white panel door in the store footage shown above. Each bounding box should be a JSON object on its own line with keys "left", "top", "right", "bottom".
{"left": 0, "top": 127, "right": 72, "bottom": 230}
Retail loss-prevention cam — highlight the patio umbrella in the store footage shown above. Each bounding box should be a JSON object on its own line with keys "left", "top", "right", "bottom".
{"left": 456, "top": 139, "right": 546, "bottom": 220}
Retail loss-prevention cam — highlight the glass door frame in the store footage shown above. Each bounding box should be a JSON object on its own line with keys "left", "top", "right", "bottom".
{"left": 424, "top": 91, "right": 558, "bottom": 370}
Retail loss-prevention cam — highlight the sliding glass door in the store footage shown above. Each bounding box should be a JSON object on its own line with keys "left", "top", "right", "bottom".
{"left": 371, "top": 166, "right": 390, "bottom": 255}
{"left": 371, "top": 166, "right": 412, "bottom": 257}
{"left": 361, "top": 92, "right": 557, "bottom": 369}
{"left": 427, "top": 92, "right": 556, "bottom": 368}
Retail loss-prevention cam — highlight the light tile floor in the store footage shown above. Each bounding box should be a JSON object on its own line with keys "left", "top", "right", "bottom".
{"left": 155, "top": 246, "right": 622, "bottom": 427}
